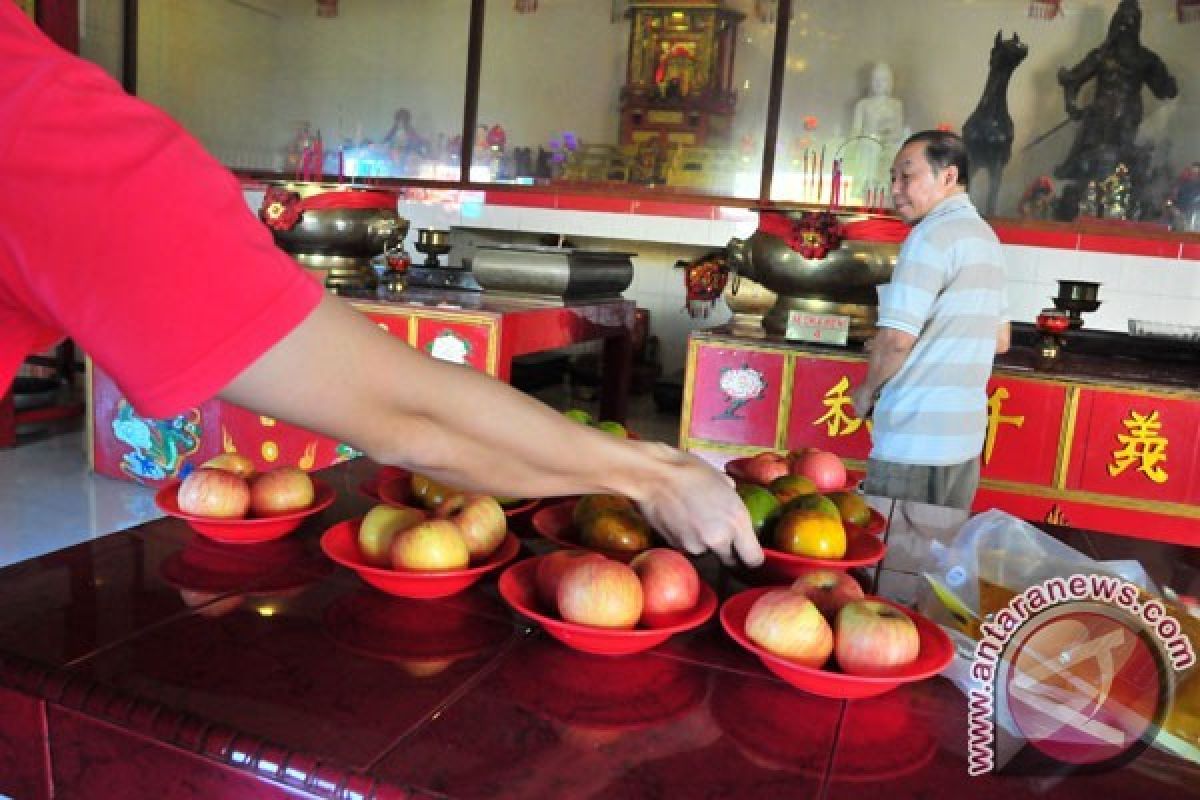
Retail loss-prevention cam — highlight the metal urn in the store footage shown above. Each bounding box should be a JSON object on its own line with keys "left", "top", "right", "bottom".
{"left": 261, "top": 183, "right": 409, "bottom": 294}
{"left": 724, "top": 208, "right": 903, "bottom": 341}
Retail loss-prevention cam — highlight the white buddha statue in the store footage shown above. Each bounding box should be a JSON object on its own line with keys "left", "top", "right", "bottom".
{"left": 848, "top": 63, "right": 907, "bottom": 203}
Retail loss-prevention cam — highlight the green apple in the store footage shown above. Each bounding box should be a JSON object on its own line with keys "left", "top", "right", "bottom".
{"left": 358, "top": 504, "right": 426, "bottom": 567}
{"left": 564, "top": 409, "right": 594, "bottom": 425}
{"left": 595, "top": 420, "right": 628, "bottom": 438}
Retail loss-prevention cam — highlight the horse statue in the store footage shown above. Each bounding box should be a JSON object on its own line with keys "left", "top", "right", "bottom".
{"left": 963, "top": 31, "right": 1029, "bottom": 216}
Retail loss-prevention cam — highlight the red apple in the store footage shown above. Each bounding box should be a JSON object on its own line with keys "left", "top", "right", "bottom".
{"left": 744, "top": 589, "right": 833, "bottom": 667}
{"left": 448, "top": 495, "right": 507, "bottom": 561}
{"left": 177, "top": 468, "right": 250, "bottom": 519}
{"left": 790, "top": 449, "right": 847, "bottom": 492}
{"left": 791, "top": 568, "right": 865, "bottom": 620}
{"left": 557, "top": 558, "right": 644, "bottom": 629}
{"left": 630, "top": 548, "right": 700, "bottom": 617}
{"left": 249, "top": 466, "right": 315, "bottom": 516}
{"left": 535, "top": 550, "right": 598, "bottom": 611}
{"left": 834, "top": 599, "right": 920, "bottom": 676}
{"left": 390, "top": 519, "right": 470, "bottom": 571}
{"left": 202, "top": 452, "right": 256, "bottom": 480}
{"left": 741, "top": 451, "right": 791, "bottom": 485}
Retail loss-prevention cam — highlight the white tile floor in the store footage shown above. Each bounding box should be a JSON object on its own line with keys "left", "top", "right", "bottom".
{"left": 0, "top": 388, "right": 683, "bottom": 569}
{"left": 0, "top": 430, "right": 162, "bottom": 567}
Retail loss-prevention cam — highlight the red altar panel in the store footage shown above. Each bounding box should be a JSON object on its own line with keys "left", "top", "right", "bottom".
{"left": 785, "top": 357, "right": 871, "bottom": 459}
{"left": 364, "top": 312, "right": 413, "bottom": 343}
{"left": 414, "top": 316, "right": 496, "bottom": 375}
{"left": 687, "top": 345, "right": 784, "bottom": 448}
{"left": 978, "top": 377, "right": 1069, "bottom": 486}
{"left": 217, "top": 404, "right": 348, "bottom": 474}
{"left": 89, "top": 365, "right": 225, "bottom": 485}
{"left": 1066, "top": 388, "right": 1200, "bottom": 504}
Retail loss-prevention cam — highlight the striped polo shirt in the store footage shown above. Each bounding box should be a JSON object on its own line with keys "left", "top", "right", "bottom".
{"left": 871, "top": 192, "right": 1008, "bottom": 465}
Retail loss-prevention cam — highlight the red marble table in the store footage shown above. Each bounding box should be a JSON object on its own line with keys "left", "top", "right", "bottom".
{"left": 1, "top": 459, "right": 1197, "bottom": 799}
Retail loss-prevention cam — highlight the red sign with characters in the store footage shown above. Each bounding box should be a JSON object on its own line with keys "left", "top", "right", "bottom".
{"left": 1066, "top": 389, "right": 1200, "bottom": 504}
{"left": 785, "top": 357, "right": 871, "bottom": 459}
{"left": 688, "top": 345, "right": 784, "bottom": 448}
{"left": 978, "top": 378, "right": 1069, "bottom": 486}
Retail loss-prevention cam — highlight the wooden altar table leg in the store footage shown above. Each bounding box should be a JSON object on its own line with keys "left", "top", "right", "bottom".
{"left": 598, "top": 331, "right": 633, "bottom": 425}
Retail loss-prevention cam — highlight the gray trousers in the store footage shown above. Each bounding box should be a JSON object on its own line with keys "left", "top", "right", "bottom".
{"left": 862, "top": 456, "right": 981, "bottom": 510}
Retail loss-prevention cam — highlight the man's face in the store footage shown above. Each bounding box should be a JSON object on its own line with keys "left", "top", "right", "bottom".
{"left": 890, "top": 141, "right": 960, "bottom": 224}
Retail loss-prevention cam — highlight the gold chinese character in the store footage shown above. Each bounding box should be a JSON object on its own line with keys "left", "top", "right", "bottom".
{"left": 984, "top": 387, "right": 1025, "bottom": 464}
{"left": 814, "top": 376, "right": 864, "bottom": 437}
{"left": 1108, "top": 410, "right": 1168, "bottom": 483}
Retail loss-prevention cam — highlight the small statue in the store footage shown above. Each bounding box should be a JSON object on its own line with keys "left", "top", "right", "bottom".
{"left": 962, "top": 31, "right": 1028, "bottom": 217}
{"left": 1054, "top": 0, "right": 1178, "bottom": 187}
{"left": 1102, "top": 163, "right": 1133, "bottom": 219}
{"left": 1018, "top": 176, "right": 1056, "bottom": 220}
{"left": 848, "top": 63, "right": 906, "bottom": 198}
{"left": 1080, "top": 181, "right": 1101, "bottom": 218}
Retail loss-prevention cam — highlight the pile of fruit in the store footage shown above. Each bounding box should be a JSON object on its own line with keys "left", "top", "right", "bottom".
{"left": 734, "top": 449, "right": 872, "bottom": 559}
{"left": 356, "top": 493, "right": 508, "bottom": 572}
{"left": 535, "top": 548, "right": 701, "bottom": 630}
{"left": 562, "top": 408, "right": 628, "bottom": 438}
{"left": 399, "top": 470, "right": 528, "bottom": 514}
{"left": 571, "top": 494, "right": 661, "bottom": 556}
{"left": 746, "top": 570, "right": 920, "bottom": 676}
{"left": 177, "top": 454, "right": 315, "bottom": 519}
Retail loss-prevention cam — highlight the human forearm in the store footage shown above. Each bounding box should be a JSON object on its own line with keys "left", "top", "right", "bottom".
{"left": 852, "top": 327, "right": 915, "bottom": 416}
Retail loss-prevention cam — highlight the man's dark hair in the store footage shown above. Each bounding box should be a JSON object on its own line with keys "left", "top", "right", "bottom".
{"left": 902, "top": 130, "right": 970, "bottom": 188}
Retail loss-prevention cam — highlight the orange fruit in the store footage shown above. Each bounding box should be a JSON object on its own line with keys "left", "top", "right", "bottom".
{"left": 773, "top": 509, "right": 847, "bottom": 559}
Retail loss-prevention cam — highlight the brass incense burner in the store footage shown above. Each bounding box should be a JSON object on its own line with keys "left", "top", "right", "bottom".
{"left": 724, "top": 208, "right": 901, "bottom": 341}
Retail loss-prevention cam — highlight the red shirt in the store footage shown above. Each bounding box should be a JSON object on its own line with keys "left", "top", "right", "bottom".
{"left": 0, "top": 4, "right": 323, "bottom": 418}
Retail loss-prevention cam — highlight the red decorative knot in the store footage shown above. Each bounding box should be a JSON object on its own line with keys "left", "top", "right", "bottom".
{"left": 683, "top": 251, "right": 730, "bottom": 318}
{"left": 759, "top": 211, "right": 845, "bottom": 261}
{"left": 259, "top": 187, "right": 302, "bottom": 231}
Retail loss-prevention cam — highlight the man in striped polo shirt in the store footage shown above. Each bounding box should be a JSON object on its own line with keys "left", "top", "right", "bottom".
{"left": 851, "top": 131, "right": 1010, "bottom": 509}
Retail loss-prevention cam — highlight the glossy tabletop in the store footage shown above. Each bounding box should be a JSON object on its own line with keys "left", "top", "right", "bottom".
{"left": 0, "top": 459, "right": 1197, "bottom": 800}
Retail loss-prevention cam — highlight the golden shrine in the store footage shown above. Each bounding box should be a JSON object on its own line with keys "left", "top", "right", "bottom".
{"left": 619, "top": 1, "right": 743, "bottom": 184}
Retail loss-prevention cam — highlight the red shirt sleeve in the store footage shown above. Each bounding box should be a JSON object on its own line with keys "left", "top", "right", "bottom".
{"left": 0, "top": 6, "right": 323, "bottom": 418}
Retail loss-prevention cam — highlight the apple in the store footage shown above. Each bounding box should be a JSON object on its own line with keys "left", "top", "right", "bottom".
{"left": 791, "top": 568, "right": 865, "bottom": 620}
{"left": 535, "top": 550, "right": 599, "bottom": 611}
{"left": 744, "top": 589, "right": 833, "bottom": 667}
{"left": 391, "top": 519, "right": 470, "bottom": 571}
{"left": 249, "top": 466, "right": 314, "bottom": 516}
{"left": 741, "top": 451, "right": 791, "bottom": 485}
{"left": 449, "top": 495, "right": 507, "bottom": 561}
{"left": 557, "top": 558, "right": 644, "bottom": 629}
{"left": 177, "top": 467, "right": 250, "bottom": 519}
{"left": 358, "top": 504, "right": 427, "bottom": 567}
{"left": 790, "top": 449, "right": 848, "bottom": 492}
{"left": 834, "top": 599, "right": 920, "bottom": 676}
{"left": 202, "top": 452, "right": 256, "bottom": 480}
{"left": 630, "top": 548, "right": 700, "bottom": 617}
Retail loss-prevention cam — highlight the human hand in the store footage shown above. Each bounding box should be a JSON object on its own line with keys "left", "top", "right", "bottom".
{"left": 850, "top": 385, "right": 875, "bottom": 420}
{"left": 627, "top": 443, "right": 763, "bottom": 568}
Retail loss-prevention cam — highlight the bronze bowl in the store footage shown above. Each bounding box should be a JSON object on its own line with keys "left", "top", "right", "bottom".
{"left": 725, "top": 208, "right": 901, "bottom": 341}
{"left": 267, "top": 183, "right": 408, "bottom": 259}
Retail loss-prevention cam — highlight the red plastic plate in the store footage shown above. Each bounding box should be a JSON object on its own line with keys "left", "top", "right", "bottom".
{"left": 155, "top": 479, "right": 335, "bottom": 544}
{"left": 320, "top": 518, "right": 519, "bottom": 599}
{"left": 498, "top": 557, "right": 716, "bottom": 656}
{"left": 758, "top": 529, "right": 886, "bottom": 577}
{"left": 720, "top": 588, "right": 954, "bottom": 699}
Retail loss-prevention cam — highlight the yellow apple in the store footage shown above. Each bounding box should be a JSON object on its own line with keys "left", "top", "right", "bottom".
{"left": 249, "top": 466, "right": 314, "bottom": 516}
{"left": 358, "top": 504, "right": 427, "bottom": 567}
{"left": 202, "top": 452, "right": 256, "bottom": 480}
{"left": 390, "top": 519, "right": 470, "bottom": 571}
{"left": 448, "top": 495, "right": 507, "bottom": 561}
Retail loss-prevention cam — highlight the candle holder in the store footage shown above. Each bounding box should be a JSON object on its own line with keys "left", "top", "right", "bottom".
{"left": 1035, "top": 309, "right": 1071, "bottom": 369}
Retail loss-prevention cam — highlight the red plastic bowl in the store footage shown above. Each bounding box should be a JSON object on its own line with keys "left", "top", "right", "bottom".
{"left": 758, "top": 529, "right": 886, "bottom": 579}
{"left": 359, "top": 467, "right": 411, "bottom": 501}
{"left": 497, "top": 557, "right": 717, "bottom": 656}
{"left": 720, "top": 588, "right": 954, "bottom": 699}
{"left": 845, "top": 507, "right": 887, "bottom": 537}
{"left": 529, "top": 499, "right": 655, "bottom": 563}
{"left": 155, "top": 479, "right": 336, "bottom": 544}
{"left": 320, "top": 518, "right": 519, "bottom": 599}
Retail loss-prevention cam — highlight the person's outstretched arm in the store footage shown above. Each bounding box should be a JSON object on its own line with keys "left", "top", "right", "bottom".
{"left": 220, "top": 294, "right": 763, "bottom": 567}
